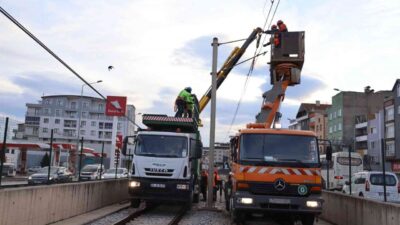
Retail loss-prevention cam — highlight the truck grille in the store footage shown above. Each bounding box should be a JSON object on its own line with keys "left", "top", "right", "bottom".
{"left": 249, "top": 183, "right": 311, "bottom": 197}
{"left": 144, "top": 168, "right": 174, "bottom": 177}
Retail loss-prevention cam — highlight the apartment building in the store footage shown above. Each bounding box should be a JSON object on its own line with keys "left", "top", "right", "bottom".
{"left": 383, "top": 79, "right": 400, "bottom": 174}
{"left": 289, "top": 101, "right": 330, "bottom": 140}
{"left": 17, "top": 95, "right": 136, "bottom": 156}
{"left": 327, "top": 87, "right": 391, "bottom": 155}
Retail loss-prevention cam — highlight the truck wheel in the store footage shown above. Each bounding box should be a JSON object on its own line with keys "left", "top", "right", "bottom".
{"left": 131, "top": 199, "right": 140, "bottom": 208}
{"left": 301, "top": 214, "right": 315, "bottom": 225}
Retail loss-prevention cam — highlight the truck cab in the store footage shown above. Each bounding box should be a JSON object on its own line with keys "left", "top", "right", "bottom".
{"left": 227, "top": 129, "right": 323, "bottom": 225}
{"left": 124, "top": 115, "right": 202, "bottom": 208}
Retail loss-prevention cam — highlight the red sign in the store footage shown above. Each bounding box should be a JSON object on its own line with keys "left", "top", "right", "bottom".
{"left": 106, "top": 96, "right": 127, "bottom": 116}
{"left": 116, "top": 134, "right": 123, "bottom": 149}
{"left": 392, "top": 162, "right": 400, "bottom": 172}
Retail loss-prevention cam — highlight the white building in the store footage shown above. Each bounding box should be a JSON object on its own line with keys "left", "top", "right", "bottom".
{"left": 17, "top": 95, "right": 136, "bottom": 157}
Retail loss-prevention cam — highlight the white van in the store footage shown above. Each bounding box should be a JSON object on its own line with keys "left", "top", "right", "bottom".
{"left": 343, "top": 171, "right": 400, "bottom": 202}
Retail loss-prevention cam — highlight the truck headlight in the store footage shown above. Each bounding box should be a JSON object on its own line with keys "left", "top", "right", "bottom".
{"left": 238, "top": 197, "right": 253, "bottom": 204}
{"left": 306, "top": 201, "right": 320, "bottom": 208}
{"left": 129, "top": 181, "right": 140, "bottom": 188}
{"left": 28, "top": 176, "right": 32, "bottom": 180}
{"left": 177, "top": 184, "right": 189, "bottom": 190}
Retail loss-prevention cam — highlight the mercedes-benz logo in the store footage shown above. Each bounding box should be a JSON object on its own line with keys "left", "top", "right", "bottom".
{"left": 274, "top": 178, "right": 286, "bottom": 191}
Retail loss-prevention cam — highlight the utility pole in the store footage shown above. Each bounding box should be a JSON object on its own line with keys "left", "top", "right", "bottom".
{"left": 207, "top": 37, "right": 218, "bottom": 208}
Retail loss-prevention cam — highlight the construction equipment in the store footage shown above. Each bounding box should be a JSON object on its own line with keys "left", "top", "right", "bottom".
{"left": 226, "top": 31, "right": 324, "bottom": 225}
{"left": 122, "top": 28, "right": 264, "bottom": 208}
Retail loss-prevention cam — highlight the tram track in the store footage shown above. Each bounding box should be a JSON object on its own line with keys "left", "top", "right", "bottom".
{"left": 112, "top": 203, "right": 187, "bottom": 225}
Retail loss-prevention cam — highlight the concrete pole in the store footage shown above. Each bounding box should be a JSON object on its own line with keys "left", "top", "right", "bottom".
{"left": 207, "top": 37, "right": 218, "bottom": 208}
{"left": 110, "top": 116, "right": 118, "bottom": 168}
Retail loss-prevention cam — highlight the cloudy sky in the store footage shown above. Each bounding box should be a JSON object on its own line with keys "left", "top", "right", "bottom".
{"left": 1, "top": 0, "right": 399, "bottom": 145}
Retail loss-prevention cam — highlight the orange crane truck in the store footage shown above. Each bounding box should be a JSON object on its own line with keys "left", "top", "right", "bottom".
{"left": 226, "top": 31, "right": 324, "bottom": 225}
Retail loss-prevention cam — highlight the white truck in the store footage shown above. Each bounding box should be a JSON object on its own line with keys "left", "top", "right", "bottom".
{"left": 122, "top": 114, "right": 203, "bottom": 208}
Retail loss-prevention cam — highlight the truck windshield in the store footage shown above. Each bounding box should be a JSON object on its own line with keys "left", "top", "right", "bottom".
{"left": 135, "top": 135, "right": 188, "bottom": 158}
{"left": 239, "top": 134, "right": 319, "bottom": 167}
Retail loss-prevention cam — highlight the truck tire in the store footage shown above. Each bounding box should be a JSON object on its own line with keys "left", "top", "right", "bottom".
{"left": 300, "top": 214, "right": 315, "bottom": 225}
{"left": 131, "top": 199, "right": 140, "bottom": 208}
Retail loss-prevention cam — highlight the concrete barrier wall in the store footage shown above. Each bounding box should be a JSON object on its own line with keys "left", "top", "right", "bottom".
{"left": 321, "top": 191, "right": 400, "bottom": 225}
{"left": 0, "top": 179, "right": 129, "bottom": 225}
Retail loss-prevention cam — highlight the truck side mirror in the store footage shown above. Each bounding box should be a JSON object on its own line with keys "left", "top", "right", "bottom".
{"left": 326, "top": 146, "right": 332, "bottom": 161}
{"left": 195, "top": 141, "right": 203, "bottom": 159}
{"left": 122, "top": 136, "right": 136, "bottom": 156}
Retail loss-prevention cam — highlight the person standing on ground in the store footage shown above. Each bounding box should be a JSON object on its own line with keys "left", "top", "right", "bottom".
{"left": 200, "top": 169, "right": 208, "bottom": 201}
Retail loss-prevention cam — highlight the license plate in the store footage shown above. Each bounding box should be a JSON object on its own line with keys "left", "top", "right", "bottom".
{"left": 150, "top": 183, "right": 166, "bottom": 188}
{"left": 269, "top": 198, "right": 291, "bottom": 204}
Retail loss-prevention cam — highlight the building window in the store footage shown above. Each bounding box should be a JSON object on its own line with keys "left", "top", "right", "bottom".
{"left": 91, "top": 130, "right": 96, "bottom": 136}
{"left": 43, "top": 118, "right": 49, "bottom": 123}
{"left": 54, "top": 128, "right": 59, "bottom": 134}
{"left": 385, "top": 123, "right": 394, "bottom": 138}
{"left": 333, "top": 124, "right": 336, "bottom": 132}
{"left": 99, "top": 122, "right": 104, "bottom": 129}
{"left": 370, "top": 127, "right": 376, "bottom": 134}
{"left": 70, "top": 102, "right": 77, "bottom": 110}
{"left": 57, "top": 99, "right": 63, "bottom": 106}
{"left": 370, "top": 141, "right": 375, "bottom": 149}
{"left": 386, "top": 141, "right": 395, "bottom": 156}
{"left": 117, "top": 122, "right": 122, "bottom": 130}
{"left": 338, "top": 108, "right": 342, "bottom": 117}
{"left": 80, "top": 130, "right": 86, "bottom": 135}
{"left": 338, "top": 123, "right": 342, "bottom": 131}
{"left": 43, "top": 128, "right": 48, "bottom": 133}
{"left": 105, "top": 123, "right": 113, "bottom": 129}
{"left": 333, "top": 111, "right": 336, "bottom": 119}
{"left": 44, "top": 99, "right": 51, "bottom": 105}
{"left": 43, "top": 108, "right": 50, "bottom": 115}
{"left": 329, "top": 113, "right": 332, "bottom": 120}
{"left": 98, "top": 104, "right": 104, "bottom": 111}
{"left": 329, "top": 126, "right": 332, "bottom": 133}
{"left": 91, "top": 121, "right": 96, "bottom": 126}
{"left": 55, "top": 109, "right": 61, "bottom": 116}
{"left": 386, "top": 106, "right": 394, "bottom": 121}
{"left": 82, "top": 102, "right": 89, "bottom": 109}
{"left": 55, "top": 119, "right": 60, "bottom": 124}
{"left": 81, "top": 121, "right": 86, "bottom": 127}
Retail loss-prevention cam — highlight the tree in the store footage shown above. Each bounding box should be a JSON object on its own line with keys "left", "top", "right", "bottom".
{"left": 41, "top": 153, "right": 50, "bottom": 167}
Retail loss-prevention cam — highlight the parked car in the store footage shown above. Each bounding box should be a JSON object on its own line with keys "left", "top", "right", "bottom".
{"left": 28, "top": 166, "right": 73, "bottom": 184}
{"left": 28, "top": 166, "right": 42, "bottom": 174}
{"left": 343, "top": 171, "right": 400, "bottom": 202}
{"left": 1, "top": 163, "right": 17, "bottom": 177}
{"left": 101, "top": 168, "right": 128, "bottom": 179}
{"left": 79, "top": 164, "right": 105, "bottom": 180}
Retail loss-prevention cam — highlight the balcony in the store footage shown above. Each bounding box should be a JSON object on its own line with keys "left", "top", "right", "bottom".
{"left": 356, "top": 135, "right": 368, "bottom": 142}
{"left": 355, "top": 122, "right": 367, "bottom": 129}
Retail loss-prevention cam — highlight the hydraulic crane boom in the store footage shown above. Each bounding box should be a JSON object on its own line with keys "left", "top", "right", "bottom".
{"left": 247, "top": 31, "right": 305, "bottom": 129}
{"left": 197, "top": 27, "right": 263, "bottom": 114}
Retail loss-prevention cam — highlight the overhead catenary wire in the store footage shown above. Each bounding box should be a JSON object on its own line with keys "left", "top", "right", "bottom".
{"left": 226, "top": 0, "right": 281, "bottom": 138}
{"left": 0, "top": 6, "right": 142, "bottom": 129}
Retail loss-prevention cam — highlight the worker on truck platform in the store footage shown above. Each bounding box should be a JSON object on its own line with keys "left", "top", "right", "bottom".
{"left": 174, "top": 87, "right": 193, "bottom": 118}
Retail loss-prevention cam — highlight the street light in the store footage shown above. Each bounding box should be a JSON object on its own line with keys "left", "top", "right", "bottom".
{"left": 75, "top": 80, "right": 103, "bottom": 161}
